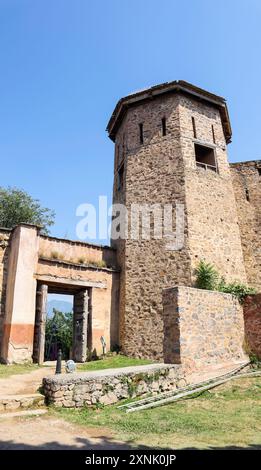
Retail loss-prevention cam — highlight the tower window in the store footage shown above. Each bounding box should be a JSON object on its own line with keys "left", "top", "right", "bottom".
{"left": 162, "top": 117, "right": 167, "bottom": 136}
{"left": 194, "top": 143, "right": 217, "bottom": 172}
{"left": 139, "top": 123, "right": 144, "bottom": 144}
{"left": 212, "top": 125, "right": 216, "bottom": 144}
{"left": 258, "top": 168, "right": 261, "bottom": 177}
{"left": 245, "top": 188, "right": 250, "bottom": 202}
{"left": 192, "top": 117, "right": 197, "bottom": 139}
{"left": 118, "top": 164, "right": 124, "bottom": 191}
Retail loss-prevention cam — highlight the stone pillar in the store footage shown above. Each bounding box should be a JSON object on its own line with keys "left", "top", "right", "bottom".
{"left": 33, "top": 283, "right": 48, "bottom": 365}
{"left": 72, "top": 289, "right": 89, "bottom": 362}
{"left": 1, "top": 225, "right": 39, "bottom": 363}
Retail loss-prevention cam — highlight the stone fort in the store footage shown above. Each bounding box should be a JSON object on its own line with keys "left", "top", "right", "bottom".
{"left": 0, "top": 80, "right": 260, "bottom": 370}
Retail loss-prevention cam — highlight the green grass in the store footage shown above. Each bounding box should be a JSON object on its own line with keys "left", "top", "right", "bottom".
{"left": 0, "top": 356, "right": 153, "bottom": 378}
{"left": 0, "top": 363, "right": 40, "bottom": 378}
{"left": 77, "top": 355, "right": 154, "bottom": 372}
{"left": 55, "top": 377, "right": 261, "bottom": 449}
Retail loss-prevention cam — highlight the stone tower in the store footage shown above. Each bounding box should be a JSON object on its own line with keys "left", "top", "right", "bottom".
{"left": 107, "top": 80, "right": 247, "bottom": 360}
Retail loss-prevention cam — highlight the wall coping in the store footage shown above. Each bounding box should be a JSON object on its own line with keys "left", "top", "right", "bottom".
{"left": 40, "top": 234, "right": 115, "bottom": 251}
{"left": 43, "top": 363, "right": 179, "bottom": 386}
{"left": 162, "top": 285, "right": 239, "bottom": 299}
{"left": 38, "top": 256, "right": 119, "bottom": 273}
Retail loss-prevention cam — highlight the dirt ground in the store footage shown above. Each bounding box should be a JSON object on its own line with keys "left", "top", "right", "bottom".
{"left": 0, "top": 365, "right": 56, "bottom": 395}
{"left": 0, "top": 414, "right": 130, "bottom": 450}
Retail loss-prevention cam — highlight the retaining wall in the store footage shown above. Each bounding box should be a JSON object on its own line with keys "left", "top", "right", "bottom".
{"left": 42, "top": 364, "right": 187, "bottom": 408}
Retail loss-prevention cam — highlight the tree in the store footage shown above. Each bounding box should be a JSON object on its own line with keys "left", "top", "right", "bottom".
{"left": 45, "top": 309, "right": 73, "bottom": 360}
{"left": 0, "top": 187, "right": 55, "bottom": 234}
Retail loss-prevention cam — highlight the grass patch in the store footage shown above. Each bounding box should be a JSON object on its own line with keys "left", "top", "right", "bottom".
{"left": 55, "top": 377, "right": 261, "bottom": 449}
{"left": 77, "top": 355, "right": 154, "bottom": 372}
{"left": 0, "top": 363, "right": 40, "bottom": 378}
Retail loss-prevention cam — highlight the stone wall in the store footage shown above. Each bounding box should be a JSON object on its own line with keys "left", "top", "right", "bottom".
{"left": 0, "top": 229, "right": 11, "bottom": 351}
{"left": 179, "top": 95, "right": 247, "bottom": 284}
{"left": 230, "top": 160, "right": 261, "bottom": 292}
{"left": 112, "top": 90, "right": 247, "bottom": 361}
{"left": 43, "top": 363, "right": 187, "bottom": 408}
{"left": 162, "top": 286, "right": 247, "bottom": 371}
{"left": 243, "top": 294, "right": 261, "bottom": 358}
{"left": 112, "top": 93, "right": 192, "bottom": 360}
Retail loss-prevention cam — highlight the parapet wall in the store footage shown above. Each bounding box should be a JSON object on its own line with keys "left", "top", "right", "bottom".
{"left": 43, "top": 363, "right": 187, "bottom": 408}
{"left": 162, "top": 286, "right": 247, "bottom": 371}
{"left": 39, "top": 235, "right": 116, "bottom": 269}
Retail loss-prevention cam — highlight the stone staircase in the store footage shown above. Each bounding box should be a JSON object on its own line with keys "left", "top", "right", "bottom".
{"left": 0, "top": 393, "right": 45, "bottom": 412}
{"left": 0, "top": 393, "right": 47, "bottom": 419}
{"left": 0, "top": 364, "right": 55, "bottom": 419}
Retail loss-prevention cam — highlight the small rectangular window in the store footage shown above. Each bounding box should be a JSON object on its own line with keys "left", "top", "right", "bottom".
{"left": 194, "top": 143, "right": 217, "bottom": 172}
{"left": 139, "top": 123, "right": 144, "bottom": 144}
{"left": 162, "top": 117, "right": 167, "bottom": 136}
{"left": 212, "top": 125, "right": 216, "bottom": 144}
{"left": 192, "top": 117, "right": 197, "bottom": 138}
{"left": 118, "top": 164, "right": 124, "bottom": 191}
{"left": 258, "top": 168, "right": 261, "bottom": 177}
{"left": 245, "top": 188, "right": 250, "bottom": 202}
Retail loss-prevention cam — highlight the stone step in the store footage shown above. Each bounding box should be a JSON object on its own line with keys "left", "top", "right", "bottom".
{"left": 0, "top": 409, "right": 48, "bottom": 419}
{"left": 0, "top": 393, "right": 45, "bottom": 412}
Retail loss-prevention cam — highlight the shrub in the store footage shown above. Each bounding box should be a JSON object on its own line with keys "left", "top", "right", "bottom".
{"left": 50, "top": 251, "right": 64, "bottom": 260}
{"left": 218, "top": 281, "right": 256, "bottom": 303}
{"left": 195, "top": 260, "right": 256, "bottom": 302}
{"left": 194, "top": 260, "right": 219, "bottom": 290}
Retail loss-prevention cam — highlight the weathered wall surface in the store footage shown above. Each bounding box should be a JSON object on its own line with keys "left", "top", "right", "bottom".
{"left": 243, "top": 294, "right": 261, "bottom": 358}
{"left": 1, "top": 225, "right": 40, "bottom": 363}
{"left": 39, "top": 236, "right": 116, "bottom": 269}
{"left": 163, "top": 286, "right": 247, "bottom": 371}
{"left": 0, "top": 225, "right": 119, "bottom": 363}
{"left": 0, "top": 229, "right": 11, "bottom": 351}
{"left": 36, "top": 238, "right": 119, "bottom": 354}
{"left": 112, "top": 93, "right": 192, "bottom": 360}
{"left": 43, "top": 363, "right": 187, "bottom": 408}
{"left": 230, "top": 161, "right": 261, "bottom": 292}
{"left": 179, "top": 95, "right": 247, "bottom": 284}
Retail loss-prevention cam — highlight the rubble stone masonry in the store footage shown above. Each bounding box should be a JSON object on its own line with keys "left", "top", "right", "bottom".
{"left": 230, "top": 160, "right": 261, "bottom": 292}
{"left": 43, "top": 363, "right": 187, "bottom": 408}
{"left": 112, "top": 90, "right": 247, "bottom": 360}
{"left": 243, "top": 294, "right": 261, "bottom": 358}
{"left": 163, "top": 286, "right": 247, "bottom": 371}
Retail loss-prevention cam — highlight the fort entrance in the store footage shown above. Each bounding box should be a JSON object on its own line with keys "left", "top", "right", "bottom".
{"left": 33, "top": 281, "right": 92, "bottom": 365}
{"left": 0, "top": 224, "right": 119, "bottom": 364}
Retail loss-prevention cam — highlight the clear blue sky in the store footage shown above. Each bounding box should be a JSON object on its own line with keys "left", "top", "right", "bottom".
{"left": 0, "top": 0, "right": 260, "bottom": 243}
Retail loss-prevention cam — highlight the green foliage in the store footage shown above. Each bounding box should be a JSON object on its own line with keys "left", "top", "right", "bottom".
{"left": 218, "top": 281, "right": 256, "bottom": 303}
{"left": 195, "top": 260, "right": 256, "bottom": 302}
{"left": 77, "top": 355, "right": 153, "bottom": 372}
{"left": 194, "top": 260, "right": 219, "bottom": 290}
{"left": 0, "top": 186, "right": 55, "bottom": 234}
{"left": 45, "top": 309, "right": 73, "bottom": 359}
{"left": 249, "top": 353, "right": 261, "bottom": 369}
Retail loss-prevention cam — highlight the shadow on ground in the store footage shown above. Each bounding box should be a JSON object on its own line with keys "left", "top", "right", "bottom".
{"left": 0, "top": 437, "right": 260, "bottom": 450}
